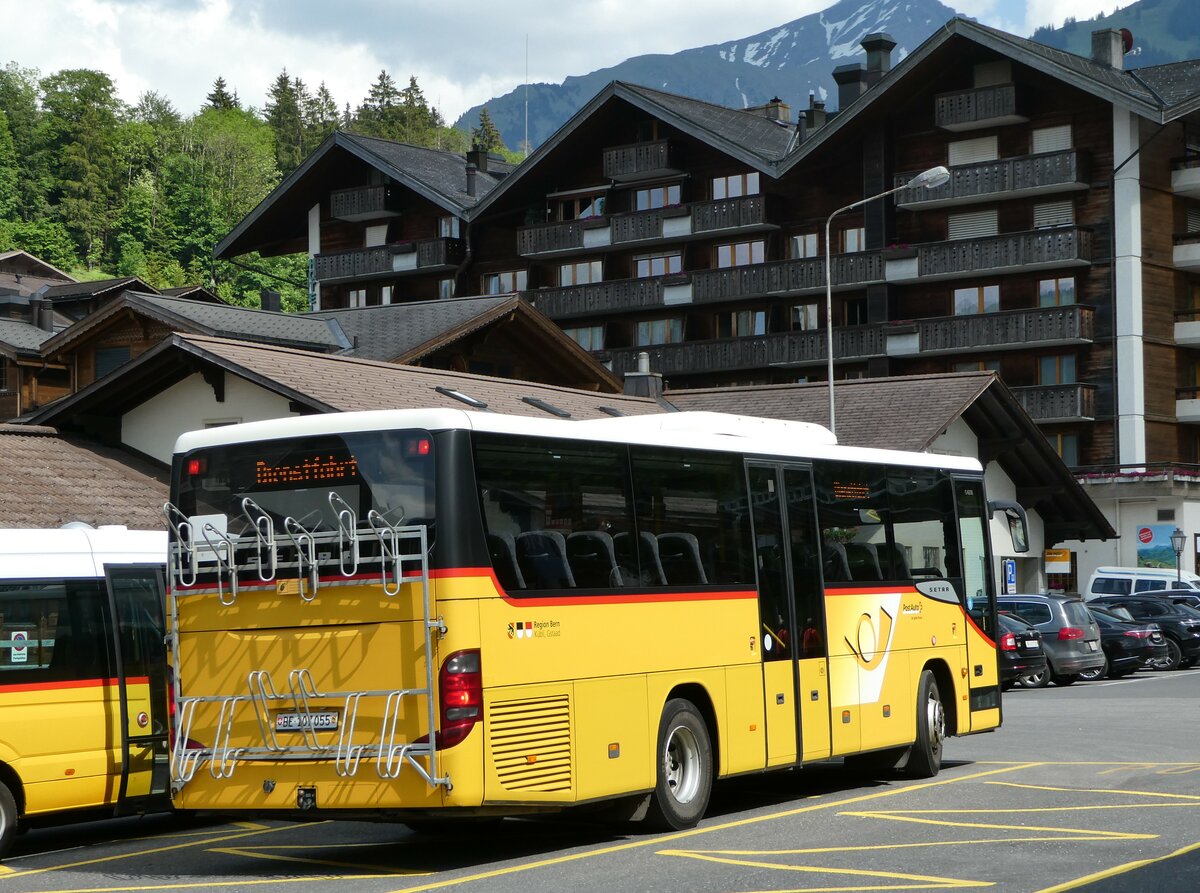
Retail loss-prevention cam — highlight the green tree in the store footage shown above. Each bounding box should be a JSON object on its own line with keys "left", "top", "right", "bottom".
{"left": 0, "top": 109, "right": 17, "bottom": 220}
{"left": 206, "top": 76, "right": 238, "bottom": 111}
{"left": 0, "top": 218, "right": 79, "bottom": 269}
{"left": 305, "top": 82, "right": 340, "bottom": 145}
{"left": 0, "top": 63, "right": 50, "bottom": 219}
{"left": 471, "top": 106, "right": 505, "bottom": 153}
{"left": 264, "top": 68, "right": 304, "bottom": 175}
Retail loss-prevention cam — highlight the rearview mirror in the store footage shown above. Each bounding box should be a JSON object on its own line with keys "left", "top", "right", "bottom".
{"left": 988, "top": 499, "right": 1029, "bottom": 553}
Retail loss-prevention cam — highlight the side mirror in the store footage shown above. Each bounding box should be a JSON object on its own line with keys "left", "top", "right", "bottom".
{"left": 988, "top": 499, "right": 1030, "bottom": 553}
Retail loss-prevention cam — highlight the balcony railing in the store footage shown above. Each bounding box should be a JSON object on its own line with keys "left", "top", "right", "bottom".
{"left": 516, "top": 220, "right": 589, "bottom": 256}
{"left": 934, "top": 83, "right": 1028, "bottom": 131}
{"left": 313, "top": 238, "right": 463, "bottom": 281}
{"left": 329, "top": 185, "right": 402, "bottom": 221}
{"left": 691, "top": 196, "right": 767, "bottom": 233}
{"left": 910, "top": 305, "right": 1094, "bottom": 355}
{"left": 893, "top": 150, "right": 1088, "bottom": 208}
{"left": 605, "top": 326, "right": 886, "bottom": 376}
{"left": 603, "top": 139, "right": 676, "bottom": 180}
{"left": 692, "top": 252, "right": 884, "bottom": 303}
{"left": 528, "top": 279, "right": 666, "bottom": 319}
{"left": 1012, "top": 383, "right": 1096, "bottom": 422}
{"left": 916, "top": 227, "right": 1092, "bottom": 279}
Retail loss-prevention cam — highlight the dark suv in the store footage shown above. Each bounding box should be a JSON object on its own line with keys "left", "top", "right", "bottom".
{"left": 997, "top": 594, "right": 1105, "bottom": 686}
{"left": 1090, "top": 595, "right": 1200, "bottom": 670}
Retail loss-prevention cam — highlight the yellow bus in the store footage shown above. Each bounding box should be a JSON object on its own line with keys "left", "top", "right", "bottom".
{"left": 165, "top": 409, "right": 1025, "bottom": 829}
{"left": 0, "top": 527, "right": 170, "bottom": 859}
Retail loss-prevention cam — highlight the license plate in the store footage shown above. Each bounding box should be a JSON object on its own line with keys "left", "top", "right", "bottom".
{"left": 1087, "top": 640, "right": 1098, "bottom": 651}
{"left": 1025, "top": 640, "right": 1039, "bottom": 649}
{"left": 275, "top": 711, "right": 339, "bottom": 731}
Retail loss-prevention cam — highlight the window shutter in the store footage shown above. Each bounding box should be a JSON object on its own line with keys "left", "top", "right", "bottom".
{"left": 973, "top": 60, "right": 1011, "bottom": 87}
{"left": 947, "top": 209, "right": 998, "bottom": 240}
{"left": 1187, "top": 205, "right": 1200, "bottom": 233}
{"left": 1032, "top": 125, "right": 1072, "bottom": 154}
{"left": 948, "top": 136, "right": 999, "bottom": 167}
{"left": 1033, "top": 200, "right": 1074, "bottom": 229}
{"left": 95, "top": 346, "right": 132, "bottom": 379}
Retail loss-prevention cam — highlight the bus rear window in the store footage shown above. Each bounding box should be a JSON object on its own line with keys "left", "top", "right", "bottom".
{"left": 174, "top": 429, "right": 435, "bottom": 538}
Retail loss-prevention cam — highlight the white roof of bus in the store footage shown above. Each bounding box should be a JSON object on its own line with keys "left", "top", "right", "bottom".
{"left": 173, "top": 408, "right": 980, "bottom": 473}
{"left": 0, "top": 527, "right": 166, "bottom": 579}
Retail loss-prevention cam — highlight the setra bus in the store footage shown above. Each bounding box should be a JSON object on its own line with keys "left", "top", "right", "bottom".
{"left": 164, "top": 408, "right": 1026, "bottom": 829}
{"left": 0, "top": 526, "right": 170, "bottom": 859}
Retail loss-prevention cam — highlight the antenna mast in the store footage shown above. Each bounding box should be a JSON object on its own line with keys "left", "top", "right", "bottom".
{"left": 524, "top": 34, "right": 529, "bottom": 159}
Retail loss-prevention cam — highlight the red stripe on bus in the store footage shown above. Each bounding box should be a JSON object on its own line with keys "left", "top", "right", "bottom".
{"left": 0, "top": 675, "right": 150, "bottom": 694}
{"left": 823, "top": 585, "right": 922, "bottom": 596}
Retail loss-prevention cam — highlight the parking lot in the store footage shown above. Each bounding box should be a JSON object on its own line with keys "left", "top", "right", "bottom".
{"left": 3, "top": 668, "right": 1198, "bottom": 893}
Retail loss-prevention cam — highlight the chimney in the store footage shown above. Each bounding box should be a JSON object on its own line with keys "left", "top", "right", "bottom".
{"left": 259, "top": 289, "right": 281, "bottom": 312}
{"left": 803, "top": 94, "right": 827, "bottom": 133}
{"left": 747, "top": 97, "right": 791, "bottom": 122}
{"left": 623, "top": 351, "right": 664, "bottom": 399}
{"left": 861, "top": 32, "right": 897, "bottom": 86}
{"left": 466, "top": 162, "right": 477, "bottom": 197}
{"left": 1091, "top": 28, "right": 1125, "bottom": 69}
{"left": 30, "top": 297, "right": 54, "bottom": 332}
{"left": 466, "top": 147, "right": 489, "bottom": 173}
{"left": 832, "top": 63, "right": 869, "bottom": 111}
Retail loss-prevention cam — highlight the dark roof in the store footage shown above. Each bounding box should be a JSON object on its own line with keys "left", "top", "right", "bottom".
{"left": 160, "top": 285, "right": 228, "bottom": 304}
{"left": 669, "top": 372, "right": 1114, "bottom": 544}
{"left": 0, "top": 319, "right": 55, "bottom": 356}
{"left": 41, "top": 292, "right": 350, "bottom": 356}
{"left": 341, "top": 132, "right": 513, "bottom": 209}
{"left": 1133, "top": 58, "right": 1200, "bottom": 114}
{"left": 41, "top": 277, "right": 157, "bottom": 300}
{"left": 0, "top": 423, "right": 167, "bottom": 528}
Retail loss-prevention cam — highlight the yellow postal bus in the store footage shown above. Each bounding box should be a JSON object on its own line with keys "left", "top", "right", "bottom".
{"left": 0, "top": 526, "right": 170, "bottom": 859}
{"left": 165, "top": 409, "right": 1025, "bottom": 829}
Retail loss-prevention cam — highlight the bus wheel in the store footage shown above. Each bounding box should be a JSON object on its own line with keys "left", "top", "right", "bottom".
{"left": 904, "top": 670, "right": 944, "bottom": 779}
{"left": 0, "top": 779, "right": 17, "bottom": 860}
{"left": 646, "top": 699, "right": 712, "bottom": 831}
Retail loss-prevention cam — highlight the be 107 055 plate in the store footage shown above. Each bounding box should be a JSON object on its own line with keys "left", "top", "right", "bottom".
{"left": 275, "top": 711, "right": 339, "bottom": 731}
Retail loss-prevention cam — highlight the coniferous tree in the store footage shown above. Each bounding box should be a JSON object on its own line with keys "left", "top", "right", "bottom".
{"left": 0, "top": 109, "right": 17, "bottom": 220}
{"left": 205, "top": 76, "right": 238, "bottom": 111}
{"left": 355, "top": 69, "right": 401, "bottom": 138}
{"left": 0, "top": 63, "right": 50, "bottom": 219}
{"left": 471, "top": 107, "right": 505, "bottom": 153}
{"left": 264, "top": 68, "right": 304, "bottom": 174}
{"left": 305, "top": 82, "right": 340, "bottom": 145}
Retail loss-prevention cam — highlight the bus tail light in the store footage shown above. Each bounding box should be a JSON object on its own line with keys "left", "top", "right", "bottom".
{"left": 1057, "top": 627, "right": 1085, "bottom": 640}
{"left": 998, "top": 632, "right": 1018, "bottom": 651}
{"left": 435, "top": 649, "right": 482, "bottom": 749}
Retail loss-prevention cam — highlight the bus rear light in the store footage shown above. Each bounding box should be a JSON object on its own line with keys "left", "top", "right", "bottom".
{"left": 406, "top": 437, "right": 432, "bottom": 457}
{"left": 999, "top": 632, "right": 1018, "bottom": 651}
{"left": 186, "top": 457, "right": 206, "bottom": 476}
{"left": 1057, "top": 627, "right": 1085, "bottom": 640}
{"left": 436, "top": 649, "right": 482, "bottom": 748}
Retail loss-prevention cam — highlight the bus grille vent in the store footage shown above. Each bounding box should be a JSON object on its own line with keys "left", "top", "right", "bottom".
{"left": 488, "top": 694, "right": 572, "bottom": 792}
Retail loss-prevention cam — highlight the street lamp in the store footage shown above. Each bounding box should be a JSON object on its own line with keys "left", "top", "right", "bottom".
{"left": 1171, "top": 526, "right": 1186, "bottom": 583}
{"left": 823, "top": 165, "right": 950, "bottom": 438}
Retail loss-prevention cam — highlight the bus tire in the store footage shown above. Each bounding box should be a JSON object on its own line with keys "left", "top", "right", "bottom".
{"left": 904, "top": 670, "right": 944, "bottom": 779}
{"left": 645, "top": 699, "right": 712, "bottom": 831}
{"left": 0, "top": 779, "right": 17, "bottom": 861}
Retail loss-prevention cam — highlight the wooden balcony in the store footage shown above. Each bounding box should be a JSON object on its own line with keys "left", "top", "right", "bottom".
{"left": 934, "top": 83, "right": 1029, "bottom": 131}
{"left": 329, "top": 185, "right": 402, "bottom": 221}
{"left": 894, "top": 150, "right": 1089, "bottom": 210}
{"left": 528, "top": 279, "right": 666, "bottom": 320}
{"left": 312, "top": 238, "right": 463, "bottom": 281}
{"left": 691, "top": 252, "right": 884, "bottom": 303}
{"left": 1012, "top": 383, "right": 1096, "bottom": 423}
{"left": 516, "top": 219, "right": 589, "bottom": 256}
{"left": 1173, "top": 232, "right": 1200, "bottom": 270}
{"left": 605, "top": 325, "right": 886, "bottom": 377}
{"left": 911, "top": 227, "right": 1092, "bottom": 281}
{"left": 602, "top": 139, "right": 679, "bottom": 181}
{"left": 1171, "top": 155, "right": 1200, "bottom": 200}
{"left": 896, "top": 305, "right": 1094, "bottom": 357}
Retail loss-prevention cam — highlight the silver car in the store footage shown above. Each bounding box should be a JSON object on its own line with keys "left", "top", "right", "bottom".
{"left": 997, "top": 594, "right": 1105, "bottom": 686}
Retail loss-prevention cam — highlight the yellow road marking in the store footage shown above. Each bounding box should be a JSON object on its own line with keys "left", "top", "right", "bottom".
{"left": 211, "top": 845, "right": 429, "bottom": 875}
{"left": 231, "top": 821, "right": 271, "bottom": 830}
{"left": 839, "top": 810, "right": 1156, "bottom": 839}
{"left": 986, "top": 781, "right": 1200, "bottom": 800}
{"left": 1035, "top": 838, "right": 1200, "bottom": 893}
{"left": 17, "top": 878, "right": 402, "bottom": 893}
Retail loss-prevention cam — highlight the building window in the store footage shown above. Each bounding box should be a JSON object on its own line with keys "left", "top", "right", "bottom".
{"left": 556, "top": 193, "right": 606, "bottom": 221}
{"left": 636, "top": 317, "right": 684, "bottom": 346}
{"left": 348, "top": 288, "right": 367, "bottom": 308}
{"left": 635, "top": 251, "right": 682, "bottom": 278}
{"left": 843, "top": 298, "right": 867, "bottom": 325}
{"left": 953, "top": 359, "right": 1001, "bottom": 372}
{"left": 923, "top": 546, "right": 942, "bottom": 571}
{"left": 635, "top": 183, "right": 680, "bottom": 211}
{"left": 792, "top": 303, "right": 820, "bottom": 331}
{"left": 95, "top": 346, "right": 132, "bottom": 379}
{"left": 718, "top": 310, "right": 766, "bottom": 338}
{"left": 1032, "top": 124, "right": 1072, "bottom": 154}
{"left": 715, "top": 240, "right": 765, "bottom": 268}
{"left": 439, "top": 216, "right": 461, "bottom": 238}
{"left": 841, "top": 227, "right": 865, "bottom": 253}
{"left": 483, "top": 270, "right": 528, "bottom": 294}
{"left": 1047, "top": 432, "right": 1080, "bottom": 466}
{"left": 564, "top": 325, "right": 604, "bottom": 350}
{"left": 439, "top": 278, "right": 456, "bottom": 299}
{"left": 0, "top": 361, "right": 8, "bottom": 393}
{"left": 559, "top": 260, "right": 602, "bottom": 286}
{"left": 1039, "top": 354, "right": 1076, "bottom": 384}
{"left": 947, "top": 209, "right": 998, "bottom": 240}
{"left": 792, "top": 233, "right": 819, "bottom": 258}
{"left": 1033, "top": 200, "right": 1074, "bottom": 229}
{"left": 954, "top": 284, "right": 999, "bottom": 315}
{"left": 380, "top": 285, "right": 393, "bottom": 305}
{"left": 948, "top": 135, "right": 998, "bottom": 166}
{"left": 712, "top": 172, "right": 760, "bottom": 199}
{"left": 1039, "top": 277, "right": 1075, "bottom": 306}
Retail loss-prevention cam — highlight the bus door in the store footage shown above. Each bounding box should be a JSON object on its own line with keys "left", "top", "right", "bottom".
{"left": 104, "top": 564, "right": 171, "bottom": 811}
{"left": 953, "top": 478, "right": 1001, "bottom": 730}
{"left": 748, "top": 463, "right": 832, "bottom": 767}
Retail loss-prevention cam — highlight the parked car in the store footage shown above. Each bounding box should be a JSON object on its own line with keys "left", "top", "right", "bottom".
{"left": 1090, "top": 595, "right": 1200, "bottom": 670}
{"left": 1085, "top": 566, "right": 1200, "bottom": 598}
{"left": 997, "top": 612, "right": 1049, "bottom": 690}
{"left": 1149, "top": 589, "right": 1200, "bottom": 609}
{"left": 1082, "top": 604, "right": 1168, "bottom": 679}
{"left": 997, "top": 594, "right": 1105, "bottom": 686}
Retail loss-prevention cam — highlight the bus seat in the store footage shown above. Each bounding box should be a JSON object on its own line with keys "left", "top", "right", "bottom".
{"left": 657, "top": 532, "right": 708, "bottom": 585}
{"left": 567, "top": 531, "right": 623, "bottom": 588}
{"left": 614, "top": 531, "right": 667, "bottom": 586}
{"left": 844, "top": 542, "right": 883, "bottom": 581}
{"left": 822, "top": 542, "right": 851, "bottom": 582}
{"left": 881, "top": 542, "right": 910, "bottom": 580}
{"left": 516, "top": 530, "right": 576, "bottom": 589}
{"left": 486, "top": 532, "right": 525, "bottom": 590}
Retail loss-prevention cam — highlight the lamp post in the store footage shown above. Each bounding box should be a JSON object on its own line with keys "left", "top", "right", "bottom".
{"left": 823, "top": 165, "right": 950, "bottom": 438}
{"left": 1171, "top": 526, "right": 1186, "bottom": 583}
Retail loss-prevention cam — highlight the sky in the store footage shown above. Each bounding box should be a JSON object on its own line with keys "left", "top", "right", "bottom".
{"left": 4, "top": 0, "right": 1130, "bottom": 123}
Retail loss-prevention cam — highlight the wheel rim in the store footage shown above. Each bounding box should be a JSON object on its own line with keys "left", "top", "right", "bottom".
{"left": 927, "top": 686, "right": 945, "bottom": 759}
{"left": 664, "top": 723, "right": 701, "bottom": 805}
{"left": 1166, "top": 640, "right": 1182, "bottom": 669}
{"left": 1022, "top": 669, "right": 1048, "bottom": 687}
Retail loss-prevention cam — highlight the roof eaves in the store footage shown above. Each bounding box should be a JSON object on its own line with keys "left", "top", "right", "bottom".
{"left": 339, "top": 133, "right": 475, "bottom": 217}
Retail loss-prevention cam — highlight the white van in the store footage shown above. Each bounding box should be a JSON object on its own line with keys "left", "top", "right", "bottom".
{"left": 1085, "top": 565, "right": 1200, "bottom": 598}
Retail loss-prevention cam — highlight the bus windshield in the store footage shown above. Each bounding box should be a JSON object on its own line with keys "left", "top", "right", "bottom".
{"left": 174, "top": 429, "right": 436, "bottom": 538}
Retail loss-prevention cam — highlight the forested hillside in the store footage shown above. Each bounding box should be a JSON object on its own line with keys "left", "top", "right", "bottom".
{"left": 0, "top": 65, "right": 502, "bottom": 310}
